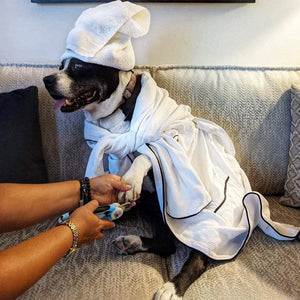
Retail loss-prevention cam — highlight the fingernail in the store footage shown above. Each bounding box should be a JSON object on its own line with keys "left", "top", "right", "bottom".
{"left": 125, "top": 184, "right": 131, "bottom": 189}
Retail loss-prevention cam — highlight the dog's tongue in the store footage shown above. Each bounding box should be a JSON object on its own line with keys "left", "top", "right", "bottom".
{"left": 54, "top": 99, "right": 66, "bottom": 110}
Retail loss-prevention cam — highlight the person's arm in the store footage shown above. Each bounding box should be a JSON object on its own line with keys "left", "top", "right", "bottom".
{"left": 0, "top": 200, "right": 114, "bottom": 300}
{"left": 0, "top": 174, "right": 131, "bottom": 233}
{"left": 0, "top": 180, "right": 80, "bottom": 233}
{"left": 0, "top": 225, "right": 73, "bottom": 300}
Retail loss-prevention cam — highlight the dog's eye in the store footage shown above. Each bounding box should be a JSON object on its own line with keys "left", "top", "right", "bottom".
{"left": 73, "top": 63, "right": 83, "bottom": 71}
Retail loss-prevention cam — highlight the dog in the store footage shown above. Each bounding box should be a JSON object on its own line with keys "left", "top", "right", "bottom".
{"left": 43, "top": 57, "right": 209, "bottom": 299}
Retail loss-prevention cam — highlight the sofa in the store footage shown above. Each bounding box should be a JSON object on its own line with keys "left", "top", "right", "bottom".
{"left": 0, "top": 64, "right": 299, "bottom": 300}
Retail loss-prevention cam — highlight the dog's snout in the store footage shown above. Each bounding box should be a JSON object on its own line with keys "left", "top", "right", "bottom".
{"left": 43, "top": 75, "right": 56, "bottom": 87}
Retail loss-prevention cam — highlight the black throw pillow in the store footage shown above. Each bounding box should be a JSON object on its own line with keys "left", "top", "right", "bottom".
{"left": 0, "top": 86, "right": 48, "bottom": 183}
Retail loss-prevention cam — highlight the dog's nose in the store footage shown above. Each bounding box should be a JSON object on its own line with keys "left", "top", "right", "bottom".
{"left": 43, "top": 75, "right": 56, "bottom": 87}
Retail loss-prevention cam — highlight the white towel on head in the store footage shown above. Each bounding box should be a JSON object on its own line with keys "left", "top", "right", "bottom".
{"left": 61, "top": 0, "right": 150, "bottom": 70}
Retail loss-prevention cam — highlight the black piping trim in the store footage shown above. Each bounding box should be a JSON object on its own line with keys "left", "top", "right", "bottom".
{"left": 243, "top": 192, "right": 299, "bottom": 239}
{"left": 85, "top": 139, "right": 97, "bottom": 143}
{"left": 214, "top": 176, "right": 230, "bottom": 213}
{"left": 229, "top": 191, "right": 299, "bottom": 261}
{"left": 146, "top": 143, "right": 210, "bottom": 220}
{"left": 126, "top": 154, "right": 134, "bottom": 164}
{"left": 145, "top": 147, "right": 298, "bottom": 261}
{"left": 146, "top": 143, "right": 166, "bottom": 222}
{"left": 229, "top": 194, "right": 252, "bottom": 260}
{"left": 166, "top": 203, "right": 211, "bottom": 220}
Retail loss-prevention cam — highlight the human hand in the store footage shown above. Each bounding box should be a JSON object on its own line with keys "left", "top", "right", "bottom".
{"left": 90, "top": 174, "right": 134, "bottom": 205}
{"left": 70, "top": 200, "right": 115, "bottom": 247}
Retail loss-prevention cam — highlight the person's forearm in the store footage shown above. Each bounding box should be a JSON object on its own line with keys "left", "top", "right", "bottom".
{"left": 0, "top": 225, "right": 73, "bottom": 300}
{"left": 0, "top": 181, "right": 80, "bottom": 233}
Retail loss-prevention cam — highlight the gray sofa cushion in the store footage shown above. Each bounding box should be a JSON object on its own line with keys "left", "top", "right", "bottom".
{"left": 1, "top": 64, "right": 300, "bottom": 194}
{"left": 151, "top": 66, "right": 300, "bottom": 194}
{"left": 0, "top": 196, "right": 298, "bottom": 300}
{"left": 280, "top": 84, "right": 300, "bottom": 207}
{"left": 0, "top": 64, "right": 91, "bottom": 182}
{"left": 0, "top": 64, "right": 299, "bottom": 300}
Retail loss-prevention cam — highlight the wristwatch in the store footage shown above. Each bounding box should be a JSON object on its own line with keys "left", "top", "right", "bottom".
{"left": 59, "top": 218, "right": 79, "bottom": 256}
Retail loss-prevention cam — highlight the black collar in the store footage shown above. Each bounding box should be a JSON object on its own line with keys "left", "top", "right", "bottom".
{"left": 120, "top": 72, "right": 142, "bottom": 121}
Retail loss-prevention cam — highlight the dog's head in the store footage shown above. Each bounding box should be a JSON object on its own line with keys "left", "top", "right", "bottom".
{"left": 43, "top": 58, "right": 120, "bottom": 113}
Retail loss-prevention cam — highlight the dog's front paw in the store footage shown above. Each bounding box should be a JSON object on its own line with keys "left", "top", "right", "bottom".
{"left": 113, "top": 235, "right": 146, "bottom": 255}
{"left": 154, "top": 282, "right": 182, "bottom": 300}
{"left": 118, "top": 172, "right": 143, "bottom": 203}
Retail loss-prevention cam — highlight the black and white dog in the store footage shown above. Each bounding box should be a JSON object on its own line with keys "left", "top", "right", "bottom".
{"left": 43, "top": 58, "right": 208, "bottom": 300}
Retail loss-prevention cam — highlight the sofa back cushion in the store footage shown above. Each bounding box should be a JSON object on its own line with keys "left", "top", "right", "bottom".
{"left": 149, "top": 66, "right": 300, "bottom": 195}
{"left": 1, "top": 64, "right": 300, "bottom": 194}
{"left": 0, "top": 64, "right": 90, "bottom": 183}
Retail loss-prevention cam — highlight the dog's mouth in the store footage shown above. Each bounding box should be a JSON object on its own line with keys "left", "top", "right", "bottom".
{"left": 54, "top": 90, "right": 99, "bottom": 112}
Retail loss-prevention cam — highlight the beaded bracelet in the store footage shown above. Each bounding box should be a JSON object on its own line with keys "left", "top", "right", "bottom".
{"left": 79, "top": 177, "right": 92, "bottom": 205}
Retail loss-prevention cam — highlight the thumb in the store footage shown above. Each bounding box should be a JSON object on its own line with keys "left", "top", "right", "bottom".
{"left": 84, "top": 199, "right": 99, "bottom": 212}
{"left": 112, "top": 179, "right": 131, "bottom": 192}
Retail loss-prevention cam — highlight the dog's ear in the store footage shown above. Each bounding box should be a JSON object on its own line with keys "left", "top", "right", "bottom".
{"left": 59, "top": 60, "right": 65, "bottom": 70}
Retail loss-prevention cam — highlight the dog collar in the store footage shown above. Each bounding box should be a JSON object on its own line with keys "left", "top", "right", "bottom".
{"left": 120, "top": 72, "right": 141, "bottom": 121}
{"left": 122, "top": 72, "right": 137, "bottom": 100}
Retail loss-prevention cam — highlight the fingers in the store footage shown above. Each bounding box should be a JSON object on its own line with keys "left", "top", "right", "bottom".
{"left": 70, "top": 199, "right": 117, "bottom": 246}
{"left": 91, "top": 174, "right": 131, "bottom": 193}
{"left": 112, "top": 178, "right": 131, "bottom": 192}
{"left": 84, "top": 199, "right": 99, "bottom": 211}
{"left": 100, "top": 220, "right": 115, "bottom": 230}
{"left": 83, "top": 200, "right": 115, "bottom": 229}
{"left": 95, "top": 221, "right": 114, "bottom": 241}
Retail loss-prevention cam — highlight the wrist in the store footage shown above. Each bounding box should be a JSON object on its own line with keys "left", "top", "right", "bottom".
{"left": 70, "top": 180, "right": 82, "bottom": 210}
{"left": 79, "top": 177, "right": 92, "bottom": 205}
{"left": 58, "top": 218, "right": 79, "bottom": 256}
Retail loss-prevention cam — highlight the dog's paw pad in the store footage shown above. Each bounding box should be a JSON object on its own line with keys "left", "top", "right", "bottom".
{"left": 113, "top": 235, "right": 144, "bottom": 254}
{"left": 154, "top": 282, "right": 182, "bottom": 300}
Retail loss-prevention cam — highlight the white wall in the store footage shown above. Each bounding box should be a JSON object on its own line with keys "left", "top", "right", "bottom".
{"left": 1, "top": 0, "right": 300, "bottom": 66}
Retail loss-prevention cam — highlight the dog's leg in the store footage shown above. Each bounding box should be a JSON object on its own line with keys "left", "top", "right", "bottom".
{"left": 114, "top": 191, "right": 176, "bottom": 257}
{"left": 118, "top": 154, "right": 152, "bottom": 202}
{"left": 154, "top": 250, "right": 208, "bottom": 300}
{"left": 113, "top": 225, "right": 176, "bottom": 257}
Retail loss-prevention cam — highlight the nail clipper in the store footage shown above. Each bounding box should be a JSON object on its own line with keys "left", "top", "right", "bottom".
{"left": 57, "top": 202, "right": 132, "bottom": 224}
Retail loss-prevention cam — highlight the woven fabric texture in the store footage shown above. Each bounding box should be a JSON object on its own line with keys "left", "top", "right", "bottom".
{"left": 1, "top": 65, "right": 300, "bottom": 194}
{"left": 0, "top": 197, "right": 299, "bottom": 300}
{"left": 0, "top": 64, "right": 300, "bottom": 300}
{"left": 0, "top": 64, "right": 91, "bottom": 182}
{"left": 151, "top": 66, "right": 300, "bottom": 194}
{"left": 280, "top": 84, "right": 300, "bottom": 207}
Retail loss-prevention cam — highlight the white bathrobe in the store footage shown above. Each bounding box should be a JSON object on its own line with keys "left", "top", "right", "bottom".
{"left": 85, "top": 72, "right": 299, "bottom": 260}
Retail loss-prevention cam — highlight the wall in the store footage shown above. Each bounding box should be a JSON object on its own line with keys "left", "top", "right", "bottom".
{"left": 0, "top": 0, "right": 300, "bottom": 66}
